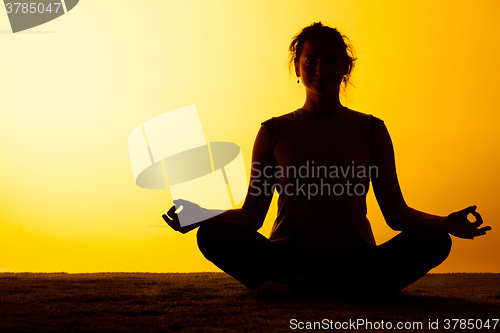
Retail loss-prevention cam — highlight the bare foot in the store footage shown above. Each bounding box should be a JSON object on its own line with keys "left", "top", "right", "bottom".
{"left": 254, "top": 280, "right": 290, "bottom": 298}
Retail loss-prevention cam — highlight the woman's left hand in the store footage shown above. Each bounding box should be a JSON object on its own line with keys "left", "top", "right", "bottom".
{"left": 440, "top": 205, "right": 491, "bottom": 239}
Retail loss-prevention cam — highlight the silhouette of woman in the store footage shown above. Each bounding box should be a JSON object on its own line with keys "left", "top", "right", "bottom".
{"left": 163, "top": 22, "right": 491, "bottom": 299}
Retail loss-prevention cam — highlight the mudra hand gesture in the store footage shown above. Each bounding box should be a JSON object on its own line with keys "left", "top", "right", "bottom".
{"left": 162, "top": 199, "right": 210, "bottom": 234}
{"left": 441, "top": 205, "right": 491, "bottom": 239}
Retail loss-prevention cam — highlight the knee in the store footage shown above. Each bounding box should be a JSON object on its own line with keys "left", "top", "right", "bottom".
{"left": 196, "top": 220, "right": 246, "bottom": 259}
{"left": 438, "top": 231, "right": 452, "bottom": 260}
{"left": 429, "top": 230, "right": 452, "bottom": 251}
{"left": 196, "top": 222, "right": 222, "bottom": 258}
{"left": 422, "top": 229, "right": 452, "bottom": 265}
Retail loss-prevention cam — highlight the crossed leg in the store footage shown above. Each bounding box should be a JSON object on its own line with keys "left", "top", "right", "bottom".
{"left": 312, "top": 228, "right": 452, "bottom": 299}
{"left": 197, "top": 220, "right": 452, "bottom": 299}
{"left": 197, "top": 220, "right": 300, "bottom": 291}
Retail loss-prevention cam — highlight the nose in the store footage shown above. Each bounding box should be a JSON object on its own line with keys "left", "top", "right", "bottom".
{"left": 315, "top": 59, "right": 326, "bottom": 75}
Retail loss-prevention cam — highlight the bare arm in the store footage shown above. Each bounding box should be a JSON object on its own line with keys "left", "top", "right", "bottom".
{"left": 370, "top": 122, "right": 441, "bottom": 230}
{"left": 163, "top": 124, "right": 277, "bottom": 233}
{"left": 370, "top": 122, "right": 490, "bottom": 238}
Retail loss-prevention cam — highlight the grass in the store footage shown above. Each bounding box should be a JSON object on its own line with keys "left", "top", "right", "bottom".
{"left": 0, "top": 273, "right": 499, "bottom": 332}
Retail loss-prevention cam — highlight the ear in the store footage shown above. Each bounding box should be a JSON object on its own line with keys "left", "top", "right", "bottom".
{"left": 294, "top": 59, "right": 300, "bottom": 77}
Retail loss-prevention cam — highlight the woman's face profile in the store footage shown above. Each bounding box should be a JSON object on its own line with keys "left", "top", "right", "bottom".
{"left": 295, "top": 38, "right": 345, "bottom": 97}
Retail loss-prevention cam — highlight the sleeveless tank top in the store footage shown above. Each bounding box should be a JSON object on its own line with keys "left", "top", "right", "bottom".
{"left": 261, "top": 107, "right": 383, "bottom": 252}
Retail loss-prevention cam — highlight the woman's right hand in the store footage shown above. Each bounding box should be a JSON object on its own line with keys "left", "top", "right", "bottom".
{"left": 162, "top": 199, "right": 208, "bottom": 234}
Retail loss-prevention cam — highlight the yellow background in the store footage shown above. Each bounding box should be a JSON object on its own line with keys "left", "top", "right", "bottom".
{"left": 0, "top": 0, "right": 498, "bottom": 273}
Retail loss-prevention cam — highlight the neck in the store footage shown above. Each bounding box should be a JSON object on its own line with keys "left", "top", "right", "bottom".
{"left": 301, "top": 91, "right": 343, "bottom": 112}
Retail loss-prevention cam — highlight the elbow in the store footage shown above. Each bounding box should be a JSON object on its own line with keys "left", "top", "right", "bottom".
{"left": 240, "top": 199, "right": 271, "bottom": 231}
{"left": 384, "top": 216, "right": 403, "bottom": 231}
{"left": 245, "top": 213, "right": 265, "bottom": 231}
{"left": 386, "top": 221, "right": 404, "bottom": 232}
{"left": 383, "top": 208, "right": 410, "bottom": 231}
{"left": 251, "top": 221, "right": 264, "bottom": 231}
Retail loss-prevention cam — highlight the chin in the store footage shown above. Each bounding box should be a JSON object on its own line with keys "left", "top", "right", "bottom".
{"left": 312, "top": 88, "right": 337, "bottom": 96}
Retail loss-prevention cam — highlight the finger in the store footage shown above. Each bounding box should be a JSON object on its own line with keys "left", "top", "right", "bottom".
{"left": 173, "top": 199, "right": 186, "bottom": 212}
{"left": 459, "top": 205, "right": 477, "bottom": 216}
{"left": 173, "top": 198, "right": 188, "bottom": 206}
{"left": 174, "top": 198, "right": 198, "bottom": 210}
{"left": 167, "top": 221, "right": 180, "bottom": 231}
{"left": 162, "top": 214, "right": 179, "bottom": 231}
{"left": 167, "top": 206, "right": 179, "bottom": 220}
{"left": 174, "top": 205, "right": 184, "bottom": 214}
{"left": 471, "top": 211, "right": 483, "bottom": 227}
{"left": 471, "top": 226, "right": 491, "bottom": 238}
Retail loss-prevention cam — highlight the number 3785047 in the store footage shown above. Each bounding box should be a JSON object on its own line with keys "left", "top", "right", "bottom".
{"left": 5, "top": 3, "right": 62, "bottom": 14}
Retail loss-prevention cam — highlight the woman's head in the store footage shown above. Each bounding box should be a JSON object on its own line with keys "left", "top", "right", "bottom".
{"left": 289, "top": 22, "right": 356, "bottom": 91}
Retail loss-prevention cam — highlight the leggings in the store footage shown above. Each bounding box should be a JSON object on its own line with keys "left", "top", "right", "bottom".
{"left": 197, "top": 220, "right": 452, "bottom": 299}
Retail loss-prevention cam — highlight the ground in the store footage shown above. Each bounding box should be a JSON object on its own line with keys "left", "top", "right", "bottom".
{"left": 0, "top": 273, "right": 499, "bottom": 332}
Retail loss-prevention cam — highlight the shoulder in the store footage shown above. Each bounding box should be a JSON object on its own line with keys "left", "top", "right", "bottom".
{"left": 261, "top": 109, "right": 298, "bottom": 124}
{"left": 344, "top": 108, "right": 383, "bottom": 121}
{"left": 261, "top": 109, "right": 301, "bottom": 135}
{"left": 343, "top": 108, "right": 384, "bottom": 136}
{"left": 270, "top": 109, "right": 300, "bottom": 122}
{"left": 261, "top": 118, "right": 275, "bottom": 138}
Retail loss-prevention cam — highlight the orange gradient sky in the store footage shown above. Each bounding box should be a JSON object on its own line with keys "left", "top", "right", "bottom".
{"left": 0, "top": 0, "right": 499, "bottom": 273}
